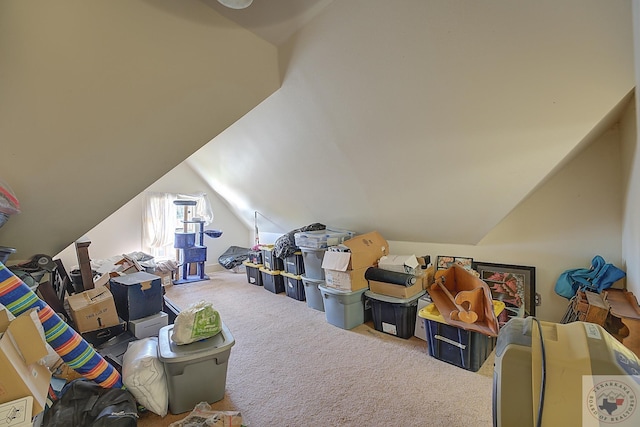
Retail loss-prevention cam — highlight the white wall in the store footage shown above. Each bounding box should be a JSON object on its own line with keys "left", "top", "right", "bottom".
{"left": 56, "top": 162, "right": 250, "bottom": 273}
{"left": 621, "top": 0, "right": 640, "bottom": 298}
{"left": 391, "top": 118, "right": 626, "bottom": 322}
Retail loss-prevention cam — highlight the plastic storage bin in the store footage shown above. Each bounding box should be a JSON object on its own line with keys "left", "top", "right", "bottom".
{"left": 158, "top": 322, "right": 235, "bottom": 414}
{"left": 300, "top": 247, "right": 326, "bottom": 280}
{"left": 242, "top": 261, "right": 263, "bottom": 286}
{"left": 284, "top": 251, "right": 305, "bottom": 275}
{"left": 260, "top": 267, "right": 285, "bottom": 294}
{"left": 260, "top": 245, "right": 284, "bottom": 271}
{"left": 418, "top": 302, "right": 503, "bottom": 372}
{"left": 282, "top": 271, "right": 306, "bottom": 301}
{"left": 294, "top": 230, "right": 352, "bottom": 249}
{"left": 365, "top": 290, "right": 426, "bottom": 339}
{"left": 319, "top": 285, "right": 367, "bottom": 330}
{"left": 302, "top": 276, "right": 325, "bottom": 312}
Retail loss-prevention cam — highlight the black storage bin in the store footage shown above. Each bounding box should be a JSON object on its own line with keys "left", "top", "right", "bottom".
{"left": 282, "top": 272, "right": 306, "bottom": 301}
{"left": 365, "top": 290, "right": 424, "bottom": 339}
{"left": 423, "top": 317, "right": 496, "bottom": 372}
{"left": 243, "top": 261, "right": 263, "bottom": 286}
{"left": 261, "top": 245, "right": 284, "bottom": 271}
{"left": 260, "top": 267, "right": 284, "bottom": 294}
{"left": 284, "top": 251, "right": 305, "bottom": 275}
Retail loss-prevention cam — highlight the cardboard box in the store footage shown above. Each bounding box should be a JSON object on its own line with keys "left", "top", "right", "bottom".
{"left": 67, "top": 287, "right": 120, "bottom": 333}
{"left": 129, "top": 311, "right": 168, "bottom": 339}
{"left": 153, "top": 270, "right": 174, "bottom": 287}
{"left": 368, "top": 280, "right": 424, "bottom": 299}
{"left": 323, "top": 267, "right": 368, "bottom": 292}
{"left": 109, "top": 271, "right": 163, "bottom": 321}
{"left": 0, "top": 308, "right": 52, "bottom": 416}
{"left": 338, "top": 231, "right": 389, "bottom": 270}
{"left": 0, "top": 396, "right": 33, "bottom": 427}
{"left": 378, "top": 255, "right": 420, "bottom": 275}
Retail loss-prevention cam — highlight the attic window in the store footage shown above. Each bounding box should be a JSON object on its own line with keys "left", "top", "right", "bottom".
{"left": 142, "top": 191, "right": 213, "bottom": 260}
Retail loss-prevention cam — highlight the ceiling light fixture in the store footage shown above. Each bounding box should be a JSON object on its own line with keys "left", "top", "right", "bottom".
{"left": 217, "top": 0, "right": 253, "bottom": 9}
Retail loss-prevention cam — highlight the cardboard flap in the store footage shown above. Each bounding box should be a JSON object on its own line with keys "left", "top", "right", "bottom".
{"left": 321, "top": 251, "right": 351, "bottom": 272}
{"left": 342, "top": 231, "right": 389, "bottom": 269}
{"left": 8, "top": 309, "right": 48, "bottom": 365}
{"left": 0, "top": 305, "right": 11, "bottom": 332}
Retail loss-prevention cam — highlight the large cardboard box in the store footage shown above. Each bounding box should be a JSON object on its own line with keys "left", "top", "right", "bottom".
{"left": 323, "top": 266, "right": 369, "bottom": 292}
{"left": 110, "top": 271, "right": 163, "bottom": 321}
{"left": 368, "top": 280, "right": 424, "bottom": 299}
{"left": 0, "top": 308, "right": 52, "bottom": 416}
{"left": 67, "top": 287, "right": 120, "bottom": 333}
{"left": 378, "top": 255, "right": 420, "bottom": 275}
{"left": 339, "top": 231, "right": 389, "bottom": 269}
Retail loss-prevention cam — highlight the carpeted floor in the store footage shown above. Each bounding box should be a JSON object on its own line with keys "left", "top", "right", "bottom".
{"left": 137, "top": 270, "right": 495, "bottom": 426}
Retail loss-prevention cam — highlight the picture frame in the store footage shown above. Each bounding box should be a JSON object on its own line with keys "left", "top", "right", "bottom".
{"left": 436, "top": 255, "right": 473, "bottom": 271}
{"left": 472, "top": 261, "right": 536, "bottom": 326}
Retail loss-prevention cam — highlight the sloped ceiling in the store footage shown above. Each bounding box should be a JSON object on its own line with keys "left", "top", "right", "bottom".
{"left": 187, "top": 0, "right": 635, "bottom": 244}
{"left": 0, "top": 0, "right": 280, "bottom": 259}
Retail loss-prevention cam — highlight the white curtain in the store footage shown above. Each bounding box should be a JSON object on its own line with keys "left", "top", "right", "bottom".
{"left": 142, "top": 192, "right": 214, "bottom": 255}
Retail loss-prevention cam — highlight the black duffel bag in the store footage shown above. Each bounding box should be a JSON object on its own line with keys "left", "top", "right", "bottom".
{"left": 43, "top": 378, "right": 138, "bottom": 427}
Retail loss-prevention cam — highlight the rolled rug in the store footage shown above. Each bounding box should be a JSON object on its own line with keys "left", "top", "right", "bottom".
{"left": 0, "top": 261, "right": 122, "bottom": 388}
{"left": 364, "top": 267, "right": 416, "bottom": 287}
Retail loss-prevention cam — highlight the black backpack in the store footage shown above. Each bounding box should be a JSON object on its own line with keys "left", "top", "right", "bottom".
{"left": 43, "top": 378, "right": 138, "bottom": 427}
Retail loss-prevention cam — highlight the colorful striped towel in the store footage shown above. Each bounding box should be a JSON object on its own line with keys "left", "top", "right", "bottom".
{"left": 0, "top": 261, "right": 122, "bottom": 388}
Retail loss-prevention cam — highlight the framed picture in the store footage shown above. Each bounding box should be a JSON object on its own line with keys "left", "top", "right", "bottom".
{"left": 436, "top": 255, "right": 473, "bottom": 271}
{"left": 472, "top": 261, "right": 536, "bottom": 326}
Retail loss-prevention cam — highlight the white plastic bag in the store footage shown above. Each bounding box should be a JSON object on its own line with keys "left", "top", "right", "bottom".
{"left": 122, "top": 337, "right": 168, "bottom": 417}
{"left": 171, "top": 300, "right": 221, "bottom": 345}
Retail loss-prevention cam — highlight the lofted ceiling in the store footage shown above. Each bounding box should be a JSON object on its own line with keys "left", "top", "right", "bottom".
{"left": 187, "top": 0, "right": 636, "bottom": 244}
{"left": 0, "top": 0, "right": 635, "bottom": 260}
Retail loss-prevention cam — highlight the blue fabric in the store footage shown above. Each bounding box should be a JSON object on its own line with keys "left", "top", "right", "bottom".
{"left": 555, "top": 255, "right": 626, "bottom": 299}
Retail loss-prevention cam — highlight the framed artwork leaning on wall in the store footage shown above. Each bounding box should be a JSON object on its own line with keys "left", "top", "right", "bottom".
{"left": 472, "top": 261, "right": 536, "bottom": 327}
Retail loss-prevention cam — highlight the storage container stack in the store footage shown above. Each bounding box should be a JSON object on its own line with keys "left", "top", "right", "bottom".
{"left": 318, "top": 231, "right": 388, "bottom": 330}
{"left": 259, "top": 244, "right": 285, "bottom": 294}
{"left": 109, "top": 271, "right": 168, "bottom": 340}
{"left": 242, "top": 249, "right": 264, "bottom": 286}
{"left": 281, "top": 250, "right": 306, "bottom": 301}
{"left": 362, "top": 255, "right": 431, "bottom": 339}
{"left": 295, "top": 229, "right": 352, "bottom": 312}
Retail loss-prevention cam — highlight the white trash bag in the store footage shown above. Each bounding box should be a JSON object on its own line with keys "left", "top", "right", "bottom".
{"left": 122, "top": 337, "right": 168, "bottom": 417}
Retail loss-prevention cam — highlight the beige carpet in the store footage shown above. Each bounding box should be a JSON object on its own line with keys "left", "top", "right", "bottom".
{"left": 138, "top": 270, "right": 495, "bottom": 427}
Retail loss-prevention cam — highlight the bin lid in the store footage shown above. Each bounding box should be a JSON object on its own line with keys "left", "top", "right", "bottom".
{"left": 259, "top": 267, "right": 281, "bottom": 275}
{"left": 418, "top": 300, "right": 505, "bottom": 324}
{"left": 281, "top": 271, "right": 302, "bottom": 280}
{"left": 301, "top": 275, "right": 324, "bottom": 285}
{"left": 318, "top": 284, "right": 367, "bottom": 296}
{"left": 364, "top": 290, "right": 426, "bottom": 305}
{"left": 158, "top": 322, "right": 235, "bottom": 363}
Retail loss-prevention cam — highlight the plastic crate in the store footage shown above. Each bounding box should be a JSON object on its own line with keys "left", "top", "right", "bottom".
{"left": 419, "top": 303, "right": 500, "bottom": 371}
{"left": 282, "top": 272, "right": 306, "bottom": 301}
{"left": 158, "top": 323, "right": 235, "bottom": 414}
{"left": 319, "top": 285, "right": 367, "bottom": 330}
{"left": 260, "top": 267, "right": 284, "bottom": 294}
{"left": 365, "top": 290, "right": 425, "bottom": 339}
{"left": 284, "top": 251, "right": 305, "bottom": 275}
{"left": 242, "top": 261, "right": 263, "bottom": 286}
{"left": 302, "top": 276, "right": 325, "bottom": 311}
{"left": 260, "top": 245, "right": 284, "bottom": 271}
{"left": 300, "top": 247, "right": 326, "bottom": 280}
{"left": 293, "top": 230, "right": 352, "bottom": 249}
